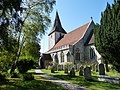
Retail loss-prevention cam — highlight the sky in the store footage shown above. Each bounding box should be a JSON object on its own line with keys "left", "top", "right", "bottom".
{"left": 41, "top": 0, "right": 114, "bottom": 53}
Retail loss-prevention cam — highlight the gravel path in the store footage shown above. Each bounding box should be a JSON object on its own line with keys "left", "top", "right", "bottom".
{"left": 35, "top": 69, "right": 87, "bottom": 90}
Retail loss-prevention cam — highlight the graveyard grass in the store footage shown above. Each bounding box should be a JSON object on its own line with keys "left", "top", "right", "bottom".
{"left": 0, "top": 70, "right": 67, "bottom": 90}
{"left": 42, "top": 69, "right": 120, "bottom": 90}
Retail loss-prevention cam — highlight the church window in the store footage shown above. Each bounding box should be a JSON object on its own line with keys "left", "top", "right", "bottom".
{"left": 54, "top": 54, "right": 58, "bottom": 63}
{"left": 90, "top": 48, "right": 95, "bottom": 59}
{"left": 61, "top": 51, "right": 64, "bottom": 62}
{"left": 75, "top": 48, "right": 80, "bottom": 61}
{"left": 67, "top": 52, "right": 71, "bottom": 62}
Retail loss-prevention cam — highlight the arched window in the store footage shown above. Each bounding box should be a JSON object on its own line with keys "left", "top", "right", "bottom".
{"left": 90, "top": 48, "right": 95, "bottom": 59}
{"left": 61, "top": 51, "right": 64, "bottom": 62}
{"left": 54, "top": 54, "right": 58, "bottom": 63}
{"left": 67, "top": 52, "right": 71, "bottom": 62}
{"left": 75, "top": 48, "right": 80, "bottom": 61}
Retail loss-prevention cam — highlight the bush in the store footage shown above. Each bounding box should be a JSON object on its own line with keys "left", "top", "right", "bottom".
{"left": 64, "top": 62, "right": 73, "bottom": 73}
{"left": 22, "top": 73, "right": 34, "bottom": 81}
{"left": 17, "top": 59, "right": 35, "bottom": 73}
{"left": 49, "top": 66, "right": 56, "bottom": 73}
{"left": 57, "top": 64, "right": 63, "bottom": 71}
{"left": 11, "top": 73, "right": 19, "bottom": 78}
{"left": 0, "top": 72, "right": 6, "bottom": 81}
{"left": 8, "top": 69, "right": 19, "bottom": 78}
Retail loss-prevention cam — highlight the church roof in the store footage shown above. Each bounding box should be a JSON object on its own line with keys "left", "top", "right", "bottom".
{"left": 51, "top": 21, "right": 92, "bottom": 50}
{"left": 48, "top": 11, "right": 67, "bottom": 36}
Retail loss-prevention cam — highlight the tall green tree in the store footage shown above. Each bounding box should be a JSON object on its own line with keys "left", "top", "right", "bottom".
{"left": 94, "top": 0, "right": 120, "bottom": 72}
{"left": 0, "top": 0, "right": 56, "bottom": 73}
{"left": 0, "top": 0, "right": 22, "bottom": 72}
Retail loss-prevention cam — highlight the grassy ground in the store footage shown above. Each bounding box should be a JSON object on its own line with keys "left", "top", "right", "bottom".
{"left": 42, "top": 69, "right": 120, "bottom": 90}
{"left": 0, "top": 70, "right": 67, "bottom": 90}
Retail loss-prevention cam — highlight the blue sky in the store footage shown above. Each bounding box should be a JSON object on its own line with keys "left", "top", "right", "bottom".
{"left": 41, "top": 0, "right": 114, "bottom": 53}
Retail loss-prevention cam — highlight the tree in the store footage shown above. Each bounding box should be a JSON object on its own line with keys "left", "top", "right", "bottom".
{"left": 0, "top": 0, "right": 56, "bottom": 73}
{"left": 94, "top": 0, "right": 120, "bottom": 72}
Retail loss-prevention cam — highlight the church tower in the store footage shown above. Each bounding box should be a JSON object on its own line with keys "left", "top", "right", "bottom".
{"left": 48, "top": 11, "right": 67, "bottom": 50}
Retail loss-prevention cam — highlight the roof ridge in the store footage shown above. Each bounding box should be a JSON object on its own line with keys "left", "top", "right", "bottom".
{"left": 67, "top": 21, "right": 90, "bottom": 35}
{"left": 48, "top": 21, "right": 93, "bottom": 51}
{"left": 73, "top": 21, "right": 92, "bottom": 45}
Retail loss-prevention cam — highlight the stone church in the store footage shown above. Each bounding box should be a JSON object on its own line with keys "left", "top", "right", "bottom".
{"left": 40, "top": 11, "right": 101, "bottom": 69}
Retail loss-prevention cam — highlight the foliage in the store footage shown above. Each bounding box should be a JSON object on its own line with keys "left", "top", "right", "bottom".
{"left": 0, "top": 73, "right": 67, "bottom": 90}
{"left": 64, "top": 62, "right": 73, "bottom": 70}
{"left": 94, "top": 0, "right": 120, "bottom": 72}
{"left": 0, "top": 49, "right": 15, "bottom": 72}
{"left": 0, "top": 0, "right": 56, "bottom": 74}
{"left": 22, "top": 73, "right": 34, "bottom": 81}
{"left": 21, "top": 41, "right": 40, "bottom": 62}
{"left": 49, "top": 66, "right": 56, "bottom": 73}
{"left": 0, "top": 72, "right": 6, "bottom": 81}
{"left": 11, "top": 73, "right": 20, "bottom": 78}
{"left": 17, "top": 58, "right": 35, "bottom": 73}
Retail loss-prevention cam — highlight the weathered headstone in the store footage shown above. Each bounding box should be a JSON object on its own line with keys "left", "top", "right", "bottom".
{"left": 70, "top": 67, "right": 75, "bottom": 77}
{"left": 99, "top": 63, "right": 105, "bottom": 75}
{"left": 84, "top": 67, "right": 92, "bottom": 80}
{"left": 79, "top": 66, "right": 84, "bottom": 76}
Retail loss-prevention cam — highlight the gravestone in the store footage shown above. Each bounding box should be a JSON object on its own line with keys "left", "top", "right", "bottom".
{"left": 99, "top": 63, "right": 105, "bottom": 75}
{"left": 84, "top": 67, "right": 92, "bottom": 80}
{"left": 79, "top": 66, "right": 83, "bottom": 76}
{"left": 70, "top": 67, "right": 75, "bottom": 77}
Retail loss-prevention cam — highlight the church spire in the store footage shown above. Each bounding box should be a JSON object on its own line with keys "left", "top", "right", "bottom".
{"left": 48, "top": 11, "right": 67, "bottom": 36}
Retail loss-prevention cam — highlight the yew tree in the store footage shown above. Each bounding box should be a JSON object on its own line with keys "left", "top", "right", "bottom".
{"left": 94, "top": 0, "right": 120, "bottom": 72}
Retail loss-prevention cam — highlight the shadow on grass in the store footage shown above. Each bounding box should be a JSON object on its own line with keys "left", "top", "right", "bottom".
{"left": 0, "top": 76, "right": 67, "bottom": 90}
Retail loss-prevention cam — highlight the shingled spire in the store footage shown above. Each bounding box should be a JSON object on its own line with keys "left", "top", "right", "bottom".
{"left": 48, "top": 11, "right": 67, "bottom": 36}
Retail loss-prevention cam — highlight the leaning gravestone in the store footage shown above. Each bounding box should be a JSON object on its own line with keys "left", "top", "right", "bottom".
{"left": 84, "top": 67, "right": 92, "bottom": 80}
{"left": 79, "top": 66, "right": 83, "bottom": 76}
{"left": 70, "top": 67, "right": 75, "bottom": 77}
{"left": 99, "top": 63, "right": 105, "bottom": 75}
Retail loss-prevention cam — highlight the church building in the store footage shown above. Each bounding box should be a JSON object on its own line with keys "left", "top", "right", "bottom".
{"left": 40, "top": 11, "right": 101, "bottom": 68}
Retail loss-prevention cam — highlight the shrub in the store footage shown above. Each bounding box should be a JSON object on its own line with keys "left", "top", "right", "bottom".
{"left": 0, "top": 72, "right": 6, "bottom": 81}
{"left": 49, "top": 66, "right": 56, "bottom": 73}
{"left": 8, "top": 69, "right": 20, "bottom": 78}
{"left": 11, "top": 73, "right": 19, "bottom": 78}
{"left": 17, "top": 59, "right": 35, "bottom": 73}
{"left": 64, "top": 62, "right": 73, "bottom": 73}
{"left": 22, "top": 73, "right": 34, "bottom": 81}
{"left": 57, "top": 64, "right": 63, "bottom": 71}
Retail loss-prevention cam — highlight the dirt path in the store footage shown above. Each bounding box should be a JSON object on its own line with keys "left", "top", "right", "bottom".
{"left": 35, "top": 69, "right": 87, "bottom": 90}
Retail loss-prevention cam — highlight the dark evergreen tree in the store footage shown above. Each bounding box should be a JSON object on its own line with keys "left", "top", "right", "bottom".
{"left": 95, "top": 0, "right": 120, "bottom": 72}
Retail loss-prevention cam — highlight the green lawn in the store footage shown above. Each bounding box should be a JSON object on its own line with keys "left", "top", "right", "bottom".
{"left": 41, "top": 69, "right": 120, "bottom": 90}
{"left": 0, "top": 70, "right": 67, "bottom": 90}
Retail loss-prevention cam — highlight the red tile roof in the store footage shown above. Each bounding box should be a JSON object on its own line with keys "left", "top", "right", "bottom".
{"left": 52, "top": 21, "right": 91, "bottom": 49}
